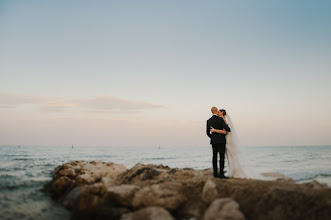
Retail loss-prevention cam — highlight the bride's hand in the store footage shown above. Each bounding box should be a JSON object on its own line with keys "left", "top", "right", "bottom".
{"left": 210, "top": 126, "right": 216, "bottom": 133}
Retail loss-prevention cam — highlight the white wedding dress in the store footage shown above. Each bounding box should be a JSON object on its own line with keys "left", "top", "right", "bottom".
{"left": 225, "top": 114, "right": 249, "bottom": 178}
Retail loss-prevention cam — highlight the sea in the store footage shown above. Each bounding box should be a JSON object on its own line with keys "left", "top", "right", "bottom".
{"left": 0, "top": 145, "right": 330, "bottom": 220}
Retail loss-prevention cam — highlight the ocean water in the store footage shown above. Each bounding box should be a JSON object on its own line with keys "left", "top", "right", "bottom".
{"left": 0, "top": 145, "right": 330, "bottom": 220}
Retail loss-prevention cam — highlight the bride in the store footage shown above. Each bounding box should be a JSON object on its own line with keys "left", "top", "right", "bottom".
{"left": 210, "top": 109, "right": 248, "bottom": 178}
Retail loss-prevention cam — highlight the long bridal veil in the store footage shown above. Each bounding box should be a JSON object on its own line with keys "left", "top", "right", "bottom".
{"left": 225, "top": 114, "right": 252, "bottom": 178}
{"left": 225, "top": 115, "right": 279, "bottom": 180}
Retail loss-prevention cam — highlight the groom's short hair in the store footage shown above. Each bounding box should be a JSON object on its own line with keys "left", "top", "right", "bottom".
{"left": 211, "top": 107, "right": 218, "bottom": 114}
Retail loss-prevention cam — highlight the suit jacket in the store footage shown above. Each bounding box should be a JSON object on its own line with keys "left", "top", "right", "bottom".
{"left": 206, "top": 115, "right": 231, "bottom": 144}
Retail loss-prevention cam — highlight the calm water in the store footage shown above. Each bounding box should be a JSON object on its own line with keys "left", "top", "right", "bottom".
{"left": 0, "top": 145, "right": 330, "bottom": 220}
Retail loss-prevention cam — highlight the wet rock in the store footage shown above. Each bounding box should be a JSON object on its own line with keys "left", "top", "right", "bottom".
{"left": 203, "top": 198, "right": 245, "bottom": 220}
{"left": 121, "top": 206, "right": 175, "bottom": 220}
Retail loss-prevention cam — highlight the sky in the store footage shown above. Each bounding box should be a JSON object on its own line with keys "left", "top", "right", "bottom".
{"left": 0, "top": 0, "right": 330, "bottom": 147}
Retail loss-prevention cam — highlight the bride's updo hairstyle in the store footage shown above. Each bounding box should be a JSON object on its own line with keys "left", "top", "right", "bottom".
{"left": 220, "top": 109, "right": 226, "bottom": 116}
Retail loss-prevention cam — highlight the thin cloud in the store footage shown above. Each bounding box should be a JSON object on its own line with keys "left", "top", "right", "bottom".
{"left": 76, "top": 95, "right": 164, "bottom": 111}
{"left": 40, "top": 101, "right": 77, "bottom": 112}
{"left": 0, "top": 92, "right": 50, "bottom": 108}
{"left": 0, "top": 92, "right": 165, "bottom": 113}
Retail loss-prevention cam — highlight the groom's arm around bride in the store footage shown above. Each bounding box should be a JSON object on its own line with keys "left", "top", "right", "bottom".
{"left": 206, "top": 115, "right": 230, "bottom": 144}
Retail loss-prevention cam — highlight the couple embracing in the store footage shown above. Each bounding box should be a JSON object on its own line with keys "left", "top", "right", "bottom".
{"left": 206, "top": 107, "right": 247, "bottom": 179}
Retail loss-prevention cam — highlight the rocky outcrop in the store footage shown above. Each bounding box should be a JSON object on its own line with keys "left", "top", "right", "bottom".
{"left": 44, "top": 160, "right": 331, "bottom": 220}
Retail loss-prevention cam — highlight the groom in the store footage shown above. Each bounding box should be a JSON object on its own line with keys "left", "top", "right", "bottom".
{"left": 206, "top": 107, "right": 231, "bottom": 178}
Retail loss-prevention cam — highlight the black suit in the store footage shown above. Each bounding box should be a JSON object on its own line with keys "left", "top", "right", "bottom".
{"left": 206, "top": 115, "right": 231, "bottom": 177}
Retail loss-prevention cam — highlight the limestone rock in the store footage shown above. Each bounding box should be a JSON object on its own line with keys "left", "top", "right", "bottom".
{"left": 132, "top": 182, "right": 187, "bottom": 210}
{"left": 63, "top": 186, "right": 86, "bottom": 209}
{"left": 59, "top": 168, "right": 76, "bottom": 178}
{"left": 51, "top": 176, "right": 72, "bottom": 197}
{"left": 202, "top": 179, "right": 218, "bottom": 203}
{"left": 87, "top": 182, "right": 105, "bottom": 195}
{"left": 203, "top": 198, "right": 245, "bottom": 220}
{"left": 121, "top": 165, "right": 163, "bottom": 184}
{"left": 121, "top": 206, "right": 175, "bottom": 220}
{"left": 301, "top": 180, "right": 329, "bottom": 190}
{"left": 76, "top": 173, "right": 95, "bottom": 185}
{"left": 101, "top": 177, "right": 116, "bottom": 187}
{"left": 74, "top": 192, "right": 101, "bottom": 216}
{"left": 106, "top": 184, "right": 140, "bottom": 206}
{"left": 103, "top": 163, "right": 127, "bottom": 179}
{"left": 45, "top": 160, "right": 331, "bottom": 220}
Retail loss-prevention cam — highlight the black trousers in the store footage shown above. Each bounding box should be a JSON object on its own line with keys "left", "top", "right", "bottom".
{"left": 212, "top": 143, "right": 226, "bottom": 177}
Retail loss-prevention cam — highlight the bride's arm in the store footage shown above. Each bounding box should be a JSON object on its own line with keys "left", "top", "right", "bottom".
{"left": 210, "top": 126, "right": 227, "bottom": 134}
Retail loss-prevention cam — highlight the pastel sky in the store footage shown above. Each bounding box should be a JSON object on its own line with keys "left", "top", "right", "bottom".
{"left": 0, "top": 0, "right": 330, "bottom": 147}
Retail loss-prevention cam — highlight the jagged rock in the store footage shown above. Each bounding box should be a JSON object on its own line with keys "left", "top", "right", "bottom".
{"left": 106, "top": 184, "right": 140, "bottom": 206}
{"left": 87, "top": 182, "right": 105, "bottom": 195}
{"left": 76, "top": 173, "right": 95, "bottom": 185}
{"left": 73, "top": 192, "right": 101, "bottom": 216}
{"left": 102, "top": 163, "right": 127, "bottom": 179}
{"left": 101, "top": 177, "right": 116, "bottom": 187}
{"left": 80, "top": 161, "right": 127, "bottom": 180}
{"left": 203, "top": 198, "right": 245, "bottom": 220}
{"left": 63, "top": 186, "right": 86, "bottom": 209}
{"left": 120, "top": 164, "right": 166, "bottom": 185}
{"left": 59, "top": 167, "right": 76, "bottom": 177}
{"left": 50, "top": 176, "right": 72, "bottom": 197}
{"left": 121, "top": 206, "right": 175, "bottom": 220}
{"left": 132, "top": 182, "right": 187, "bottom": 210}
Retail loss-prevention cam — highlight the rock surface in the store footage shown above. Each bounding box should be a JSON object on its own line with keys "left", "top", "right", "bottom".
{"left": 202, "top": 198, "right": 245, "bottom": 220}
{"left": 44, "top": 160, "right": 331, "bottom": 220}
{"left": 121, "top": 206, "right": 175, "bottom": 220}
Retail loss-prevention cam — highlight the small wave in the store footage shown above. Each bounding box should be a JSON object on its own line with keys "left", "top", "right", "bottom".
{"left": 143, "top": 157, "right": 175, "bottom": 160}
{"left": 13, "top": 158, "right": 32, "bottom": 161}
{"left": 281, "top": 159, "right": 302, "bottom": 163}
{"left": 295, "top": 173, "right": 331, "bottom": 181}
{"left": 0, "top": 178, "right": 49, "bottom": 191}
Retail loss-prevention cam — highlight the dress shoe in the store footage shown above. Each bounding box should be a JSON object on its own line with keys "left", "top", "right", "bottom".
{"left": 218, "top": 175, "right": 229, "bottom": 179}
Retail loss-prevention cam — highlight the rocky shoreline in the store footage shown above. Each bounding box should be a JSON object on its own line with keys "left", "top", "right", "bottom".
{"left": 43, "top": 160, "right": 331, "bottom": 220}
